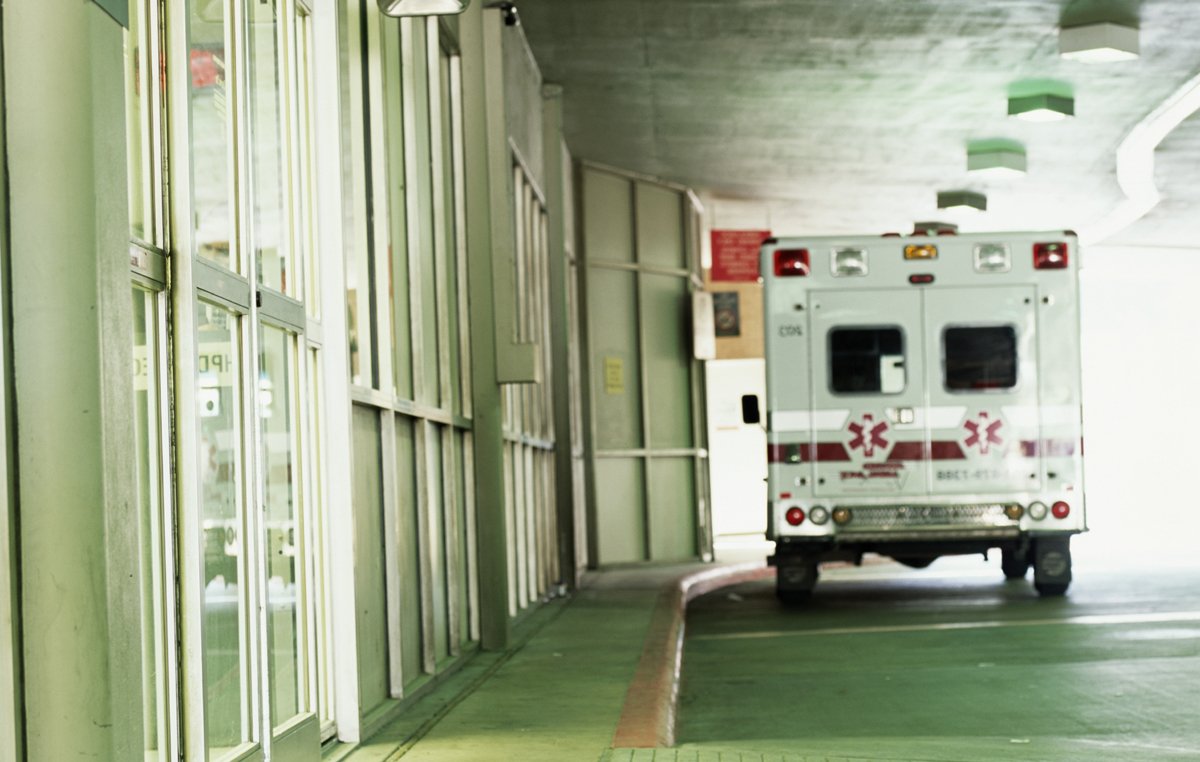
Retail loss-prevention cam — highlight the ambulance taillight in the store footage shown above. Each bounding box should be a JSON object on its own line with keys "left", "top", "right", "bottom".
{"left": 1052, "top": 501, "right": 1071, "bottom": 519}
{"left": 785, "top": 507, "right": 806, "bottom": 526}
{"left": 1034, "top": 242, "right": 1069, "bottom": 269}
{"left": 774, "top": 249, "right": 810, "bottom": 277}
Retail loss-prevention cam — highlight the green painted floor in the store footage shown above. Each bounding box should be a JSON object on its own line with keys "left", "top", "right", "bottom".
{"left": 678, "top": 558, "right": 1200, "bottom": 762}
{"left": 338, "top": 564, "right": 702, "bottom": 762}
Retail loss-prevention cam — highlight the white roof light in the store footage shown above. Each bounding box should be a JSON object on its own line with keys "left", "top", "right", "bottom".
{"left": 937, "top": 190, "right": 987, "bottom": 212}
{"left": 378, "top": 0, "right": 469, "bottom": 17}
{"left": 1060, "top": 22, "right": 1139, "bottom": 63}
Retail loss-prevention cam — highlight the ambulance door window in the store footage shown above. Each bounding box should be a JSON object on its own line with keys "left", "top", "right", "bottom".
{"left": 943, "top": 325, "right": 1017, "bottom": 391}
{"left": 829, "top": 327, "right": 905, "bottom": 394}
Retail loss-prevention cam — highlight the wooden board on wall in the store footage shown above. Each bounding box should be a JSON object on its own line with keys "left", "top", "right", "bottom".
{"left": 702, "top": 271, "right": 764, "bottom": 360}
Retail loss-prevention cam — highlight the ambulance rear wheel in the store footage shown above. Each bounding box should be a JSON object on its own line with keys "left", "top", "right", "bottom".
{"left": 1035, "top": 582, "right": 1069, "bottom": 596}
{"left": 775, "top": 560, "right": 818, "bottom": 605}
{"left": 1001, "top": 548, "right": 1030, "bottom": 580}
{"left": 1032, "top": 535, "right": 1072, "bottom": 597}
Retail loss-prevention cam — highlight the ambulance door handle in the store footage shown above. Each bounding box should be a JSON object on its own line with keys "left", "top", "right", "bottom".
{"left": 886, "top": 407, "right": 915, "bottom": 425}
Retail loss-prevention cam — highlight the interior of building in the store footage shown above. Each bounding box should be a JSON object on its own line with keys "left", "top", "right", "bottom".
{"left": 2, "top": 0, "right": 1199, "bottom": 760}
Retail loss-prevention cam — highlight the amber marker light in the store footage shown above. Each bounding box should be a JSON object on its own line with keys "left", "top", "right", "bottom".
{"left": 1005, "top": 504, "right": 1024, "bottom": 521}
{"left": 904, "top": 244, "right": 938, "bottom": 260}
{"left": 832, "top": 507, "right": 852, "bottom": 526}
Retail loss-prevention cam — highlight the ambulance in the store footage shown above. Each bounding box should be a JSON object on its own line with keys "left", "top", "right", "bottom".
{"left": 744, "top": 229, "right": 1085, "bottom": 601}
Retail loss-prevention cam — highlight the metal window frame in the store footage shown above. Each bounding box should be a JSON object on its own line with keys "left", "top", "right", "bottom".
{"left": 576, "top": 161, "right": 712, "bottom": 566}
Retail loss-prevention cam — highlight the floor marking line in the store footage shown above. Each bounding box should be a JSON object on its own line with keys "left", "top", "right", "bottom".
{"left": 691, "top": 610, "right": 1200, "bottom": 641}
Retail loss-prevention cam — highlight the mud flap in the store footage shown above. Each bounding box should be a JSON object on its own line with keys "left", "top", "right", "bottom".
{"left": 1032, "top": 535, "right": 1072, "bottom": 596}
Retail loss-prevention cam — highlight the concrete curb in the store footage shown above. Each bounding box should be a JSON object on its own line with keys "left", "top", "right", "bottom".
{"left": 611, "top": 560, "right": 776, "bottom": 748}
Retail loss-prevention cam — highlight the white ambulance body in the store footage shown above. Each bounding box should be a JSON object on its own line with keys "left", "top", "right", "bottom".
{"left": 753, "top": 231, "right": 1084, "bottom": 600}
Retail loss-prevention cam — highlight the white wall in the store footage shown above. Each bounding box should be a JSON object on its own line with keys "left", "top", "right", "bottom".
{"left": 705, "top": 359, "right": 769, "bottom": 557}
{"left": 1076, "top": 245, "right": 1200, "bottom": 569}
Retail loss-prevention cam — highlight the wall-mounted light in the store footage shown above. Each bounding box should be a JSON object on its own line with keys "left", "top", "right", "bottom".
{"left": 1060, "top": 22, "right": 1139, "bottom": 63}
{"left": 937, "top": 190, "right": 987, "bottom": 212}
{"left": 1009, "top": 93, "right": 1074, "bottom": 122}
{"left": 967, "top": 139, "right": 1026, "bottom": 178}
{"left": 378, "top": 0, "right": 470, "bottom": 17}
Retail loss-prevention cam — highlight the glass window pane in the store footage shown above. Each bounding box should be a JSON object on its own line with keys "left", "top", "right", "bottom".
{"left": 439, "top": 44, "right": 461, "bottom": 415}
{"left": 296, "top": 9, "right": 318, "bottom": 317}
{"left": 188, "top": 0, "right": 235, "bottom": 270}
{"left": 412, "top": 19, "right": 440, "bottom": 406}
{"left": 944, "top": 325, "right": 1018, "bottom": 390}
{"left": 829, "top": 327, "right": 905, "bottom": 394}
{"left": 196, "top": 301, "right": 248, "bottom": 758}
{"left": 248, "top": 0, "right": 290, "bottom": 294}
{"left": 259, "top": 324, "right": 302, "bottom": 728}
{"left": 125, "top": 6, "right": 153, "bottom": 242}
{"left": 385, "top": 18, "right": 413, "bottom": 400}
{"left": 132, "top": 287, "right": 167, "bottom": 761}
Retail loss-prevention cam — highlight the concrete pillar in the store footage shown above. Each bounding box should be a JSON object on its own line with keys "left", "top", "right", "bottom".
{"left": 459, "top": 1, "right": 511, "bottom": 651}
{"left": 3, "top": 0, "right": 138, "bottom": 758}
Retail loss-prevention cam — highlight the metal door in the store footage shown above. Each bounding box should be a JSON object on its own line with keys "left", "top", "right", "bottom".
{"left": 810, "top": 289, "right": 929, "bottom": 497}
{"left": 923, "top": 286, "right": 1040, "bottom": 495}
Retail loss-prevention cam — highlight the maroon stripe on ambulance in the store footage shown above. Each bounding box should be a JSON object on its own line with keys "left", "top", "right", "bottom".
{"left": 766, "top": 443, "right": 852, "bottom": 462}
{"left": 885, "top": 441, "right": 967, "bottom": 461}
{"left": 767, "top": 444, "right": 789, "bottom": 463}
{"left": 807, "top": 443, "right": 852, "bottom": 462}
{"left": 930, "top": 441, "right": 967, "bottom": 460}
{"left": 886, "top": 442, "right": 926, "bottom": 461}
{"left": 1019, "top": 439, "right": 1077, "bottom": 457}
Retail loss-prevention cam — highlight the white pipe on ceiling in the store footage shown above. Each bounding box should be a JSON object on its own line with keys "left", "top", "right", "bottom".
{"left": 1080, "top": 68, "right": 1200, "bottom": 247}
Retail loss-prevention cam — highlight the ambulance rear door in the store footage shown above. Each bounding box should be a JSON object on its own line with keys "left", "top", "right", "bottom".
{"left": 810, "top": 289, "right": 929, "bottom": 497}
{"left": 924, "top": 285, "right": 1041, "bottom": 496}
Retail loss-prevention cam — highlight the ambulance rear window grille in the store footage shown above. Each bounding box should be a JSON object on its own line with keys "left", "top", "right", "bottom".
{"left": 836, "top": 503, "right": 1016, "bottom": 529}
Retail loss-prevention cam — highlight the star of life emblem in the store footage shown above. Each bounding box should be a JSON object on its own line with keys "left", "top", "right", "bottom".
{"left": 847, "top": 413, "right": 889, "bottom": 458}
{"left": 963, "top": 411, "right": 1003, "bottom": 455}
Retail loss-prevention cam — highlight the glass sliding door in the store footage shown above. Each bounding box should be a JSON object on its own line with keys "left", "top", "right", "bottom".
{"left": 171, "top": 0, "right": 327, "bottom": 757}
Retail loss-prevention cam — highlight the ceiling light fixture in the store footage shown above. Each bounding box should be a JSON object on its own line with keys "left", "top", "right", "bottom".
{"left": 937, "top": 190, "right": 987, "bottom": 212}
{"left": 378, "top": 0, "right": 469, "bottom": 17}
{"left": 1060, "top": 22, "right": 1139, "bottom": 63}
{"left": 967, "top": 140, "right": 1027, "bottom": 178}
{"left": 1008, "top": 93, "right": 1074, "bottom": 122}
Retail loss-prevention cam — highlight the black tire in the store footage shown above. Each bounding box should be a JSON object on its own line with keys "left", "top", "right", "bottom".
{"left": 776, "top": 588, "right": 812, "bottom": 605}
{"left": 1035, "top": 581, "right": 1069, "bottom": 597}
{"left": 1001, "top": 549, "right": 1030, "bottom": 580}
{"left": 775, "top": 560, "right": 818, "bottom": 604}
{"left": 892, "top": 556, "right": 937, "bottom": 569}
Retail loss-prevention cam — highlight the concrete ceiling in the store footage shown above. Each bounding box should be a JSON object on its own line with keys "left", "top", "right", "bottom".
{"left": 515, "top": 0, "right": 1200, "bottom": 244}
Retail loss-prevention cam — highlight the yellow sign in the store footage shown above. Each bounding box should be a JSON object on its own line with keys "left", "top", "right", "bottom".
{"left": 604, "top": 357, "right": 624, "bottom": 395}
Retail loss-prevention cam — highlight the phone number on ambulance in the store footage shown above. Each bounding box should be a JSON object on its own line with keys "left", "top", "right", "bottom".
{"left": 936, "top": 469, "right": 1008, "bottom": 481}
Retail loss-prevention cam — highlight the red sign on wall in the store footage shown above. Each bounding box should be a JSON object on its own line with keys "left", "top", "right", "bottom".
{"left": 710, "top": 230, "right": 771, "bottom": 282}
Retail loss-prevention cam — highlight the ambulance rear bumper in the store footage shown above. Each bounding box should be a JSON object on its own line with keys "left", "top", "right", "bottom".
{"left": 771, "top": 528, "right": 1078, "bottom": 564}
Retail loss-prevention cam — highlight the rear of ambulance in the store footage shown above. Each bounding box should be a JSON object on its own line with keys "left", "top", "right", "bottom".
{"left": 758, "top": 232, "right": 1084, "bottom": 600}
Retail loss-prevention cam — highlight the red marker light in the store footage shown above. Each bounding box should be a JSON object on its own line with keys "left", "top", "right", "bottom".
{"left": 774, "top": 249, "right": 810, "bottom": 277}
{"left": 909, "top": 274, "right": 935, "bottom": 284}
{"left": 1034, "top": 242, "right": 1069, "bottom": 270}
{"left": 1051, "top": 501, "right": 1070, "bottom": 519}
{"left": 785, "top": 507, "right": 806, "bottom": 526}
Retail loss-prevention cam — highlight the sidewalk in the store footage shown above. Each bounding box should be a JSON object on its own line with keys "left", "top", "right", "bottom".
{"left": 334, "top": 561, "right": 767, "bottom": 762}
